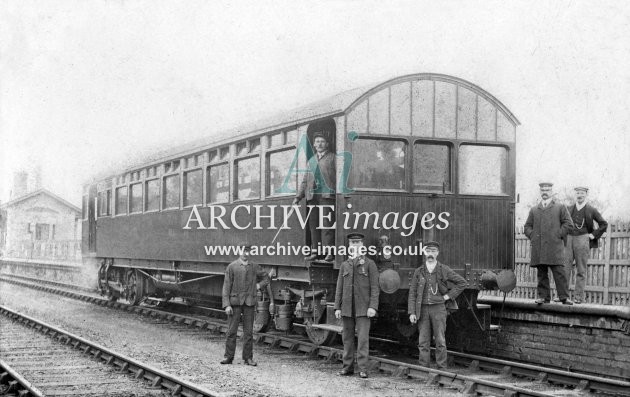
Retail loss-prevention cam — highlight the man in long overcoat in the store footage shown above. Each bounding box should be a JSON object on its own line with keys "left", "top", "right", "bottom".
{"left": 334, "top": 233, "right": 379, "bottom": 378}
{"left": 524, "top": 182, "right": 574, "bottom": 305}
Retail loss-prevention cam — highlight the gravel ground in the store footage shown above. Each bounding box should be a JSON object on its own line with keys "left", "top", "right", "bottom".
{"left": 0, "top": 281, "right": 457, "bottom": 397}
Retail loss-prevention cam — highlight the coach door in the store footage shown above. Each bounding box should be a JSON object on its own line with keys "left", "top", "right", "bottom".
{"left": 88, "top": 184, "right": 97, "bottom": 252}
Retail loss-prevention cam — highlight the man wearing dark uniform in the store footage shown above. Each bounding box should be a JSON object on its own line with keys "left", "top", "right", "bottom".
{"left": 564, "top": 186, "right": 608, "bottom": 304}
{"left": 524, "top": 182, "right": 574, "bottom": 305}
{"left": 407, "top": 241, "right": 466, "bottom": 369}
{"left": 221, "top": 246, "right": 270, "bottom": 365}
{"left": 293, "top": 131, "right": 336, "bottom": 261}
{"left": 334, "top": 233, "right": 379, "bottom": 378}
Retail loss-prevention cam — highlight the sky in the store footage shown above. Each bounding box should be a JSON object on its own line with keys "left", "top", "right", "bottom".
{"left": 1, "top": 0, "right": 629, "bottom": 222}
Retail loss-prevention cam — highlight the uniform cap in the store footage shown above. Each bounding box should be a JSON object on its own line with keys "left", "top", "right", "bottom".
{"left": 347, "top": 232, "right": 365, "bottom": 241}
{"left": 539, "top": 182, "right": 553, "bottom": 188}
{"left": 574, "top": 186, "right": 589, "bottom": 192}
{"left": 312, "top": 131, "right": 329, "bottom": 141}
{"left": 424, "top": 241, "right": 440, "bottom": 249}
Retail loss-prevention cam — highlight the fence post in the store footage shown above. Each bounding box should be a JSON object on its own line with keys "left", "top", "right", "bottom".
{"left": 602, "top": 225, "right": 612, "bottom": 305}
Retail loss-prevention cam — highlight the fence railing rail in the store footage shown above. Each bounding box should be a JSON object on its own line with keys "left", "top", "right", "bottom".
{"left": 486, "top": 222, "right": 630, "bottom": 305}
{"left": 2, "top": 239, "right": 82, "bottom": 263}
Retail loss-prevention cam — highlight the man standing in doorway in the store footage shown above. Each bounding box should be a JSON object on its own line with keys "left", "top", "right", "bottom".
{"left": 293, "top": 131, "right": 336, "bottom": 261}
{"left": 524, "top": 182, "right": 574, "bottom": 305}
{"left": 564, "top": 186, "right": 608, "bottom": 304}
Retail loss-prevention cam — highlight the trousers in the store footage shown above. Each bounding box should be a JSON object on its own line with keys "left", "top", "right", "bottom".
{"left": 341, "top": 316, "right": 371, "bottom": 372}
{"left": 224, "top": 304, "right": 255, "bottom": 360}
{"left": 564, "top": 234, "right": 590, "bottom": 300}
{"left": 417, "top": 303, "right": 448, "bottom": 369}
{"left": 536, "top": 264, "right": 569, "bottom": 300}
{"left": 307, "top": 198, "right": 335, "bottom": 251}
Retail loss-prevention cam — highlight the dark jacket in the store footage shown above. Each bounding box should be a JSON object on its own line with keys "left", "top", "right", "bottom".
{"left": 296, "top": 151, "right": 336, "bottom": 202}
{"left": 222, "top": 259, "right": 270, "bottom": 308}
{"left": 524, "top": 201, "right": 573, "bottom": 266}
{"left": 567, "top": 203, "right": 608, "bottom": 249}
{"left": 407, "top": 262, "right": 467, "bottom": 316}
{"left": 334, "top": 256, "right": 379, "bottom": 317}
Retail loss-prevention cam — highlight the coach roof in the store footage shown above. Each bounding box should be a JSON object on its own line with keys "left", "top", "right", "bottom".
{"left": 89, "top": 73, "right": 519, "bottom": 183}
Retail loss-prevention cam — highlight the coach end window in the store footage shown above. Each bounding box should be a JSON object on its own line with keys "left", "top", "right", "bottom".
{"left": 235, "top": 156, "right": 260, "bottom": 200}
{"left": 349, "top": 138, "right": 406, "bottom": 190}
{"left": 183, "top": 169, "right": 202, "bottom": 207}
{"left": 115, "top": 186, "right": 128, "bottom": 215}
{"left": 163, "top": 174, "right": 180, "bottom": 210}
{"left": 413, "top": 142, "right": 451, "bottom": 193}
{"left": 458, "top": 145, "right": 508, "bottom": 195}
{"left": 145, "top": 179, "right": 160, "bottom": 211}
{"left": 267, "top": 148, "right": 296, "bottom": 196}
{"left": 207, "top": 163, "right": 229, "bottom": 204}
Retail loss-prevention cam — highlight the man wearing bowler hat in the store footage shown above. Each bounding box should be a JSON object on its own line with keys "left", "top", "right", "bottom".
{"left": 221, "top": 245, "right": 270, "bottom": 366}
{"left": 524, "top": 182, "right": 574, "bottom": 305}
{"left": 407, "top": 241, "right": 466, "bottom": 369}
{"left": 564, "top": 186, "right": 608, "bottom": 304}
{"left": 334, "top": 233, "right": 379, "bottom": 378}
{"left": 293, "top": 131, "right": 336, "bottom": 262}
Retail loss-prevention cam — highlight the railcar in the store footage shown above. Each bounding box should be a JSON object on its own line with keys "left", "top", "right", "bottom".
{"left": 82, "top": 73, "right": 519, "bottom": 351}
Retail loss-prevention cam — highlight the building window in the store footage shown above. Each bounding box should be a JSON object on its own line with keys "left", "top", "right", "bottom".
{"left": 145, "top": 179, "right": 160, "bottom": 211}
{"left": 207, "top": 164, "right": 229, "bottom": 203}
{"left": 349, "top": 138, "right": 406, "bottom": 190}
{"left": 458, "top": 145, "right": 508, "bottom": 195}
{"left": 267, "top": 148, "right": 296, "bottom": 196}
{"left": 413, "top": 142, "right": 451, "bottom": 192}
{"left": 235, "top": 157, "right": 260, "bottom": 200}
{"left": 183, "top": 169, "right": 203, "bottom": 207}
{"left": 163, "top": 174, "right": 180, "bottom": 209}
{"left": 130, "top": 183, "right": 143, "bottom": 213}
{"left": 115, "top": 186, "right": 128, "bottom": 215}
{"left": 35, "top": 223, "right": 50, "bottom": 240}
{"left": 82, "top": 195, "right": 88, "bottom": 220}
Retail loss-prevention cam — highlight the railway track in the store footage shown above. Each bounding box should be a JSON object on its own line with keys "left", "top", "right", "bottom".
{"left": 2, "top": 274, "right": 629, "bottom": 396}
{"left": 0, "top": 304, "right": 222, "bottom": 397}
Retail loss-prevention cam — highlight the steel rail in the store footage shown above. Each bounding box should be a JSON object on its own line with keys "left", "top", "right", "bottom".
{"left": 2, "top": 275, "right": 629, "bottom": 396}
{"left": 0, "top": 304, "right": 222, "bottom": 397}
{"left": 0, "top": 359, "right": 45, "bottom": 397}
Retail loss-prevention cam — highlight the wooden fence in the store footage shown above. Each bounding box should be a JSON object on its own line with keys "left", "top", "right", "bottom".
{"left": 484, "top": 222, "right": 630, "bottom": 305}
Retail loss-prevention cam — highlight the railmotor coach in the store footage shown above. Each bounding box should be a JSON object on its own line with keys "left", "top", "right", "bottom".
{"left": 83, "top": 73, "right": 519, "bottom": 351}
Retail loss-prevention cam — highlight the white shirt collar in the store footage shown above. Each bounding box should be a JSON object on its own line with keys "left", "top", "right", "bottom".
{"left": 317, "top": 151, "right": 327, "bottom": 159}
{"left": 541, "top": 198, "right": 552, "bottom": 207}
{"left": 575, "top": 201, "right": 587, "bottom": 211}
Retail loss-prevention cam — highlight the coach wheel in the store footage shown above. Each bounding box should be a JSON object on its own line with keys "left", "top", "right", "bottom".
{"left": 305, "top": 320, "right": 337, "bottom": 346}
{"left": 125, "top": 270, "right": 142, "bottom": 306}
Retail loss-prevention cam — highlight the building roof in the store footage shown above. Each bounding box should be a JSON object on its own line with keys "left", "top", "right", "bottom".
{"left": 0, "top": 189, "right": 81, "bottom": 214}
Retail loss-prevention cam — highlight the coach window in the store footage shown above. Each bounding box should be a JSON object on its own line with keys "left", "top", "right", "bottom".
{"left": 350, "top": 138, "right": 406, "bottom": 190}
{"left": 267, "top": 148, "right": 296, "bottom": 196}
{"left": 413, "top": 142, "right": 451, "bottom": 192}
{"left": 98, "top": 190, "right": 111, "bottom": 216}
{"left": 458, "top": 145, "right": 508, "bottom": 195}
{"left": 207, "top": 163, "right": 229, "bottom": 203}
{"left": 163, "top": 174, "right": 180, "bottom": 209}
{"left": 145, "top": 179, "right": 160, "bottom": 211}
{"left": 115, "top": 186, "right": 128, "bottom": 215}
{"left": 235, "top": 156, "right": 260, "bottom": 200}
{"left": 183, "top": 169, "right": 203, "bottom": 207}
{"left": 130, "top": 182, "right": 143, "bottom": 213}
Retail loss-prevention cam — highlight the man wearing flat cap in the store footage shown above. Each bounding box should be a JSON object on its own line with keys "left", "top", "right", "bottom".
{"left": 293, "top": 131, "right": 336, "bottom": 262}
{"left": 564, "top": 186, "right": 608, "bottom": 304}
{"left": 334, "top": 233, "right": 379, "bottom": 378}
{"left": 221, "top": 245, "right": 270, "bottom": 366}
{"left": 407, "top": 241, "right": 466, "bottom": 369}
{"left": 524, "top": 182, "right": 574, "bottom": 305}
